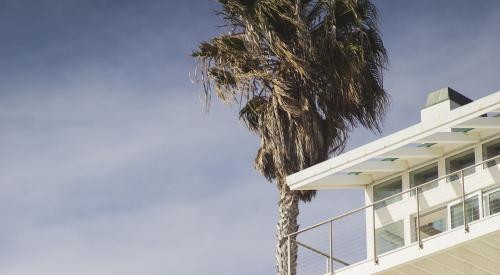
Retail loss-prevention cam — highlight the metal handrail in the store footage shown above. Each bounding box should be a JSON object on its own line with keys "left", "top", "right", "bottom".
{"left": 287, "top": 154, "right": 500, "bottom": 238}
{"left": 294, "top": 240, "right": 350, "bottom": 266}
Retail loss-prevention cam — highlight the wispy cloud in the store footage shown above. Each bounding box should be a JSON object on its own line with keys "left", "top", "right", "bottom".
{"left": 1, "top": 0, "right": 500, "bottom": 274}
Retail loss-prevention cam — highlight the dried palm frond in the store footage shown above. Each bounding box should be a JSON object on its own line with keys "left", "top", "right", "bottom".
{"left": 193, "top": 0, "right": 388, "bottom": 202}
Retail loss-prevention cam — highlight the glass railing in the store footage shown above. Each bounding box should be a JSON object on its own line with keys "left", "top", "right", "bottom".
{"left": 285, "top": 154, "right": 500, "bottom": 275}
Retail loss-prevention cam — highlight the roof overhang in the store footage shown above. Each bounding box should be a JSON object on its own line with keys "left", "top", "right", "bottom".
{"left": 286, "top": 91, "right": 500, "bottom": 190}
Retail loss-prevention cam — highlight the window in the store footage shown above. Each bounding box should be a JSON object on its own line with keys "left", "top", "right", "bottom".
{"left": 446, "top": 149, "right": 475, "bottom": 181}
{"left": 409, "top": 162, "right": 439, "bottom": 195}
{"left": 482, "top": 138, "right": 500, "bottom": 168}
{"left": 375, "top": 220, "right": 404, "bottom": 255}
{"left": 486, "top": 189, "right": 500, "bottom": 215}
{"left": 373, "top": 177, "right": 402, "bottom": 209}
{"left": 450, "top": 196, "right": 480, "bottom": 229}
{"left": 411, "top": 207, "right": 447, "bottom": 242}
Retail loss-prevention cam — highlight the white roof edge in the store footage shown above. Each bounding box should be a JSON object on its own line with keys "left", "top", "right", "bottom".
{"left": 287, "top": 91, "right": 500, "bottom": 190}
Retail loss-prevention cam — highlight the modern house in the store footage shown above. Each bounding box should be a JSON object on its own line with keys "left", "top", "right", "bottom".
{"left": 285, "top": 88, "right": 500, "bottom": 275}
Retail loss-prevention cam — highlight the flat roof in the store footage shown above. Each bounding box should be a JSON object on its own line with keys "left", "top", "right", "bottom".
{"left": 286, "top": 91, "right": 500, "bottom": 190}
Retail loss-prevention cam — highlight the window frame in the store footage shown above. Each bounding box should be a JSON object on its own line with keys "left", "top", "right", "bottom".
{"left": 445, "top": 147, "right": 476, "bottom": 182}
{"left": 373, "top": 176, "right": 403, "bottom": 209}
{"left": 482, "top": 185, "right": 500, "bottom": 216}
{"left": 482, "top": 137, "right": 500, "bottom": 168}
{"left": 409, "top": 161, "right": 439, "bottom": 195}
{"left": 410, "top": 205, "right": 448, "bottom": 243}
{"left": 447, "top": 190, "right": 482, "bottom": 230}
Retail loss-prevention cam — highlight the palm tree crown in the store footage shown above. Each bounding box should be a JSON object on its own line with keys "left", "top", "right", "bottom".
{"left": 193, "top": 0, "right": 388, "bottom": 273}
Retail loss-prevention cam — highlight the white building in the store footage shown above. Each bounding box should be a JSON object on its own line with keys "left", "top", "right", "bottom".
{"left": 286, "top": 88, "right": 500, "bottom": 275}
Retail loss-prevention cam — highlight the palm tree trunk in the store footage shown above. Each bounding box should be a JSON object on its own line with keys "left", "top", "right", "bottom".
{"left": 276, "top": 182, "right": 299, "bottom": 275}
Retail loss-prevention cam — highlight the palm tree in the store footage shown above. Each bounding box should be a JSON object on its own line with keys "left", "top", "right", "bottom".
{"left": 192, "top": 0, "right": 388, "bottom": 274}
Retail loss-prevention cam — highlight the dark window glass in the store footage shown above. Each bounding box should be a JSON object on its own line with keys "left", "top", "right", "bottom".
{"left": 483, "top": 138, "right": 500, "bottom": 168}
{"left": 489, "top": 190, "right": 500, "bottom": 215}
{"left": 446, "top": 149, "right": 475, "bottom": 181}
{"left": 409, "top": 163, "right": 439, "bottom": 195}
{"left": 373, "top": 177, "right": 402, "bottom": 209}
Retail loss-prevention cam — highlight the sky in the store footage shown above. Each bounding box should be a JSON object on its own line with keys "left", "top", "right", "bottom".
{"left": 1, "top": 0, "right": 500, "bottom": 274}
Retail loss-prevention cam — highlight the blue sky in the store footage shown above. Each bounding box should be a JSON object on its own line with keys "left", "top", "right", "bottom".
{"left": 1, "top": 1, "right": 500, "bottom": 274}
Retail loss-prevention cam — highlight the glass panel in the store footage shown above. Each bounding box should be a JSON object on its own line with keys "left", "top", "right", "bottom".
{"left": 409, "top": 163, "right": 439, "bottom": 195}
{"left": 412, "top": 207, "right": 447, "bottom": 242}
{"left": 489, "top": 190, "right": 500, "bottom": 215}
{"left": 373, "top": 177, "right": 402, "bottom": 209}
{"left": 375, "top": 220, "right": 404, "bottom": 255}
{"left": 483, "top": 138, "right": 500, "bottom": 168}
{"left": 446, "top": 149, "right": 475, "bottom": 181}
{"left": 450, "top": 196, "right": 480, "bottom": 229}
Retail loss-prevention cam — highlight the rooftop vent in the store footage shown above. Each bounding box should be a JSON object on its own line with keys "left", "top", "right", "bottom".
{"left": 421, "top": 87, "right": 473, "bottom": 122}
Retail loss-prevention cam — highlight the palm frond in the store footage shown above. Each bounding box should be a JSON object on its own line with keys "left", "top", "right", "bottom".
{"left": 193, "top": 0, "right": 388, "bottom": 202}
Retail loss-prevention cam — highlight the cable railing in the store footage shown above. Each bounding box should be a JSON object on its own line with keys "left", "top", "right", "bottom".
{"left": 286, "top": 154, "right": 500, "bottom": 275}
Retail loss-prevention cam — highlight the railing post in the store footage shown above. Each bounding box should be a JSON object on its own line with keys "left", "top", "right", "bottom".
{"left": 372, "top": 205, "right": 378, "bottom": 264}
{"left": 415, "top": 187, "right": 423, "bottom": 248}
{"left": 287, "top": 236, "right": 291, "bottom": 275}
{"left": 460, "top": 170, "right": 469, "bottom": 233}
{"left": 329, "top": 220, "right": 333, "bottom": 273}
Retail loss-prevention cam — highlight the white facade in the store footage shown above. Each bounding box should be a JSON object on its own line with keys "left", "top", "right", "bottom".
{"left": 286, "top": 88, "right": 500, "bottom": 275}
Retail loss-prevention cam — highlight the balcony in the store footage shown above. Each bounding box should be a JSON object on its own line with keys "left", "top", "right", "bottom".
{"left": 286, "top": 155, "right": 500, "bottom": 275}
